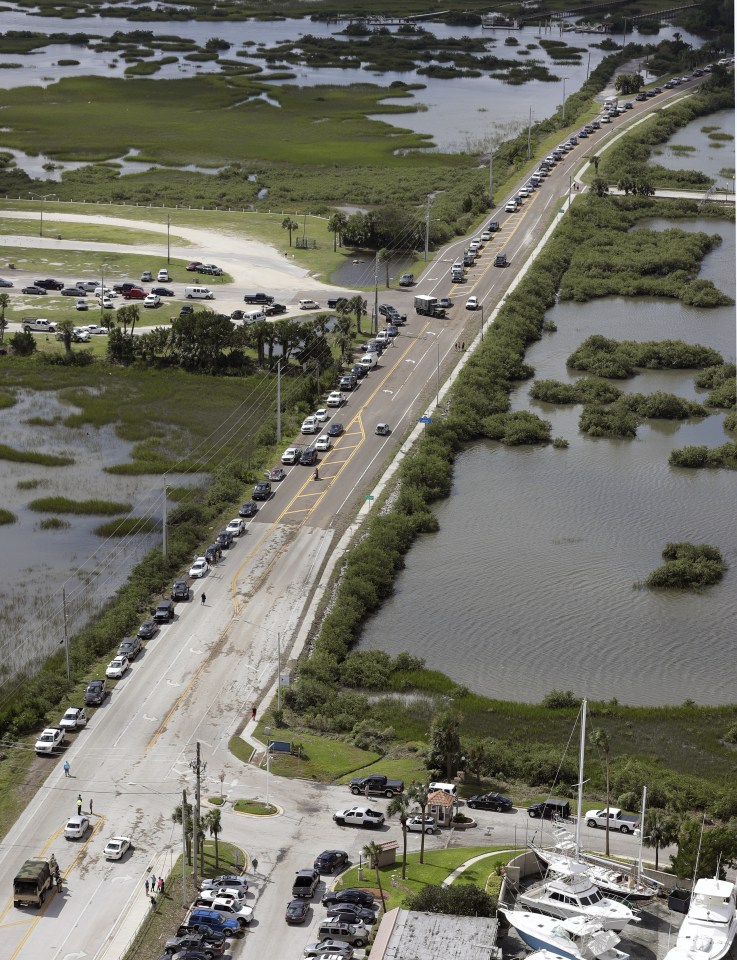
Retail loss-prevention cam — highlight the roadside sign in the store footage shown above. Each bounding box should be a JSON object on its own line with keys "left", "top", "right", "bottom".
{"left": 365, "top": 495, "right": 375, "bottom": 501}
{"left": 419, "top": 415, "right": 432, "bottom": 424}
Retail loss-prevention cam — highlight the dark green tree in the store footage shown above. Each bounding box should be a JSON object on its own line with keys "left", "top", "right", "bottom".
{"left": 282, "top": 216, "right": 299, "bottom": 247}
{"left": 404, "top": 882, "right": 496, "bottom": 916}
{"left": 429, "top": 708, "right": 463, "bottom": 780}
{"left": 387, "top": 792, "right": 411, "bottom": 879}
{"left": 670, "top": 821, "right": 737, "bottom": 880}
{"left": 328, "top": 211, "right": 348, "bottom": 252}
{"left": 9, "top": 330, "right": 36, "bottom": 355}
{"left": 643, "top": 808, "right": 680, "bottom": 870}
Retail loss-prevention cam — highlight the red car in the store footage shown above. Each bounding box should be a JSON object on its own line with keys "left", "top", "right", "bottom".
{"left": 123, "top": 287, "right": 146, "bottom": 300}
{"left": 186, "top": 261, "right": 203, "bottom": 271}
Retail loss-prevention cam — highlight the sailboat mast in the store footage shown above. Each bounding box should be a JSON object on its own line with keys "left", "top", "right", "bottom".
{"left": 575, "top": 698, "right": 587, "bottom": 855}
{"left": 638, "top": 785, "right": 647, "bottom": 878}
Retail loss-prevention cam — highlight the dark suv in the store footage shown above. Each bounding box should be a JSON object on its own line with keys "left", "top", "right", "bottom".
{"left": 300, "top": 447, "right": 318, "bottom": 467}
{"left": 119, "top": 635, "right": 143, "bottom": 660}
{"left": 216, "top": 530, "right": 234, "bottom": 548}
{"left": 34, "top": 278, "right": 64, "bottom": 290}
{"left": 171, "top": 579, "right": 190, "bottom": 601}
{"left": 252, "top": 481, "right": 272, "bottom": 501}
{"left": 153, "top": 599, "right": 175, "bottom": 622}
{"left": 528, "top": 798, "right": 571, "bottom": 820}
{"left": 84, "top": 679, "right": 108, "bottom": 706}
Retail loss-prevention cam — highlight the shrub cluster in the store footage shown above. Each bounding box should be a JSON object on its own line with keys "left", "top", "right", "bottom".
{"left": 645, "top": 542, "right": 727, "bottom": 590}
{"left": 530, "top": 377, "right": 623, "bottom": 405}
{"left": 669, "top": 442, "right": 737, "bottom": 469}
{"left": 568, "top": 335, "right": 724, "bottom": 378}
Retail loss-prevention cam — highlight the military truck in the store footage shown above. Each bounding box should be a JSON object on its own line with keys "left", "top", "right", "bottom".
{"left": 13, "top": 855, "right": 61, "bottom": 907}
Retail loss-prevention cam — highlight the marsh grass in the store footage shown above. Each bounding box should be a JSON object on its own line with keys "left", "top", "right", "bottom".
{"left": 0, "top": 443, "right": 74, "bottom": 466}
{"left": 16, "top": 478, "right": 48, "bottom": 490}
{"left": 39, "top": 517, "right": 71, "bottom": 530}
{"left": 0, "top": 391, "right": 16, "bottom": 409}
{"left": 27, "top": 496, "right": 132, "bottom": 514}
{"left": 0, "top": 509, "right": 16, "bottom": 525}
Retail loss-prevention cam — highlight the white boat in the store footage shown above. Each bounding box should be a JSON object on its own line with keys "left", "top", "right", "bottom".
{"left": 663, "top": 878, "right": 737, "bottom": 960}
{"left": 499, "top": 908, "right": 630, "bottom": 960}
{"left": 533, "top": 822, "right": 661, "bottom": 902}
{"left": 522, "top": 699, "right": 639, "bottom": 929}
{"left": 517, "top": 856, "right": 637, "bottom": 931}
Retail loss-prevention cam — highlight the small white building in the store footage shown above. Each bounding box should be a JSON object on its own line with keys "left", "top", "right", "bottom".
{"left": 370, "top": 908, "right": 499, "bottom": 960}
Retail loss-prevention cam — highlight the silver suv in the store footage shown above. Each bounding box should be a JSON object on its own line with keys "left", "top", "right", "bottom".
{"left": 317, "top": 922, "right": 370, "bottom": 947}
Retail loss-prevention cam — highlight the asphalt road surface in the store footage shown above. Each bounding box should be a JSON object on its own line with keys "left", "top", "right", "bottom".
{"left": 0, "top": 83, "right": 701, "bottom": 960}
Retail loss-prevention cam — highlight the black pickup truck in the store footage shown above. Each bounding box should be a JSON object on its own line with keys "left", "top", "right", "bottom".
{"left": 243, "top": 293, "right": 274, "bottom": 304}
{"left": 349, "top": 774, "right": 404, "bottom": 798}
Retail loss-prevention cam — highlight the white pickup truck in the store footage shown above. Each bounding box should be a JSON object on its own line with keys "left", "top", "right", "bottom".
{"left": 22, "top": 318, "right": 56, "bottom": 333}
{"left": 585, "top": 807, "right": 640, "bottom": 834}
{"left": 333, "top": 806, "right": 385, "bottom": 829}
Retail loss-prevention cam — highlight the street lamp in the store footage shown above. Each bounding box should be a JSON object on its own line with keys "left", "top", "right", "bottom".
{"left": 264, "top": 727, "right": 271, "bottom": 806}
{"left": 561, "top": 77, "right": 570, "bottom": 124}
{"left": 28, "top": 191, "right": 57, "bottom": 237}
{"left": 480, "top": 303, "right": 485, "bottom": 342}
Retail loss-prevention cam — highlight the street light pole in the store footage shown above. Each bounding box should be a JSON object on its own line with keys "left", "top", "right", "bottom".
{"left": 562, "top": 78, "right": 568, "bottom": 124}
{"left": 527, "top": 106, "right": 533, "bottom": 161}
{"left": 29, "top": 191, "right": 57, "bottom": 237}
{"left": 435, "top": 338, "right": 440, "bottom": 407}
{"left": 264, "top": 727, "right": 271, "bottom": 806}
{"left": 480, "top": 303, "right": 485, "bottom": 342}
{"left": 489, "top": 153, "right": 493, "bottom": 206}
{"left": 167, "top": 215, "right": 171, "bottom": 264}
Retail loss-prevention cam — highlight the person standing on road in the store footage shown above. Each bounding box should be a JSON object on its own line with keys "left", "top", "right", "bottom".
{"left": 76, "top": 795, "right": 83, "bottom": 815}
{"left": 145, "top": 878, "right": 149, "bottom": 895}
{"left": 201, "top": 592, "right": 206, "bottom": 606}
{"left": 157, "top": 877, "right": 164, "bottom": 894}
{"left": 63, "top": 760, "right": 70, "bottom": 777}
{"left": 89, "top": 797, "right": 93, "bottom": 815}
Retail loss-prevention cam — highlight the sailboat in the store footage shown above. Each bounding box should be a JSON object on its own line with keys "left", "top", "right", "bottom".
{"left": 519, "top": 700, "right": 638, "bottom": 932}
{"left": 499, "top": 908, "right": 630, "bottom": 960}
{"left": 663, "top": 877, "right": 737, "bottom": 960}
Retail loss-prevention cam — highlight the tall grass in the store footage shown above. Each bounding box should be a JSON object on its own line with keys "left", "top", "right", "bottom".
{"left": 0, "top": 444, "right": 74, "bottom": 466}
{"left": 27, "top": 497, "right": 132, "bottom": 514}
{"left": 93, "top": 518, "right": 159, "bottom": 536}
{"left": 0, "top": 509, "right": 16, "bottom": 525}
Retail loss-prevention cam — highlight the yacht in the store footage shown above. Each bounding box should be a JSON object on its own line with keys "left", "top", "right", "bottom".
{"left": 499, "top": 908, "right": 630, "bottom": 960}
{"left": 517, "top": 856, "right": 637, "bottom": 931}
{"left": 664, "top": 878, "right": 737, "bottom": 960}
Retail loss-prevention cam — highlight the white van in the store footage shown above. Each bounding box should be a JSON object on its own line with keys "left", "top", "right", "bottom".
{"left": 359, "top": 354, "right": 378, "bottom": 370}
{"left": 244, "top": 308, "right": 265, "bottom": 323}
{"left": 429, "top": 781, "right": 458, "bottom": 797}
{"left": 185, "top": 286, "right": 214, "bottom": 300}
{"left": 157, "top": 269, "right": 170, "bottom": 282}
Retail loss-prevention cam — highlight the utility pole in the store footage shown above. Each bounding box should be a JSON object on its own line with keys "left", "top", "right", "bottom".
{"left": 373, "top": 254, "right": 379, "bottom": 336}
{"left": 61, "top": 587, "right": 70, "bottom": 680}
{"left": 424, "top": 195, "right": 431, "bottom": 261}
{"left": 167, "top": 215, "right": 171, "bottom": 264}
{"left": 182, "top": 789, "right": 188, "bottom": 907}
{"left": 162, "top": 485, "right": 168, "bottom": 558}
{"left": 277, "top": 632, "right": 282, "bottom": 711}
{"left": 276, "top": 360, "right": 281, "bottom": 443}
{"left": 562, "top": 77, "right": 568, "bottom": 124}
{"left": 527, "top": 106, "right": 532, "bottom": 161}
{"left": 190, "top": 742, "right": 206, "bottom": 886}
{"left": 489, "top": 154, "right": 493, "bottom": 206}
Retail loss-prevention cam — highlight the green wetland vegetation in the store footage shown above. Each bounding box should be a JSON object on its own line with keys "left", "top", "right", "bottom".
{"left": 0, "top": 509, "right": 16, "bottom": 525}
{"left": 567, "top": 336, "right": 724, "bottom": 379}
{"left": 26, "top": 496, "right": 132, "bottom": 515}
{"left": 644, "top": 542, "right": 727, "bottom": 590}
{"left": 0, "top": 442, "right": 74, "bottom": 466}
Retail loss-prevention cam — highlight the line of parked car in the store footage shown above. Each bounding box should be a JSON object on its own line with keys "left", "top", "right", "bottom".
{"left": 159, "top": 873, "right": 254, "bottom": 960}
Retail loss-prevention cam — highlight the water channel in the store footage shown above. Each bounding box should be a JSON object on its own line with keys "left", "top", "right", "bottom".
{"left": 359, "top": 212, "right": 736, "bottom": 707}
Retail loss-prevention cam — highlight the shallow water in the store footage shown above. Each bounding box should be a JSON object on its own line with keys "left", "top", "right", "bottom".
{"left": 655, "top": 108, "right": 735, "bottom": 189}
{"left": 359, "top": 219, "right": 736, "bottom": 706}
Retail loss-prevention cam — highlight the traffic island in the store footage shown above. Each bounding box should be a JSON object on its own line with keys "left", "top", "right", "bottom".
{"left": 233, "top": 798, "right": 281, "bottom": 817}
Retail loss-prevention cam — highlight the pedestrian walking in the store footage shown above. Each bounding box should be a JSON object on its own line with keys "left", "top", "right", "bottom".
{"left": 461, "top": 341, "right": 465, "bottom": 351}
{"left": 201, "top": 592, "right": 206, "bottom": 606}
{"left": 149, "top": 894, "right": 156, "bottom": 909}
{"left": 157, "top": 877, "right": 164, "bottom": 894}
{"left": 89, "top": 797, "right": 93, "bottom": 815}
{"left": 76, "top": 795, "right": 83, "bottom": 815}
{"left": 145, "top": 878, "right": 149, "bottom": 895}
{"left": 63, "top": 760, "right": 70, "bottom": 777}
{"left": 150, "top": 873, "right": 156, "bottom": 890}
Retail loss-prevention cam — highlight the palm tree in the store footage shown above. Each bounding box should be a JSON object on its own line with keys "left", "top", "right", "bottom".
{"left": 172, "top": 798, "right": 193, "bottom": 864}
{"left": 328, "top": 212, "right": 348, "bottom": 252}
{"left": 282, "top": 216, "right": 299, "bottom": 247}
{"left": 387, "top": 793, "right": 411, "bottom": 879}
{"left": 332, "top": 311, "right": 353, "bottom": 365}
{"left": 347, "top": 295, "right": 367, "bottom": 337}
{"left": 590, "top": 727, "right": 611, "bottom": 856}
{"left": 204, "top": 808, "right": 223, "bottom": 869}
{"left": 362, "top": 840, "right": 385, "bottom": 907}
{"left": 407, "top": 782, "right": 431, "bottom": 864}
{"left": 643, "top": 809, "right": 680, "bottom": 870}
{"left": 0, "top": 292, "right": 9, "bottom": 341}
{"left": 56, "top": 318, "right": 74, "bottom": 356}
